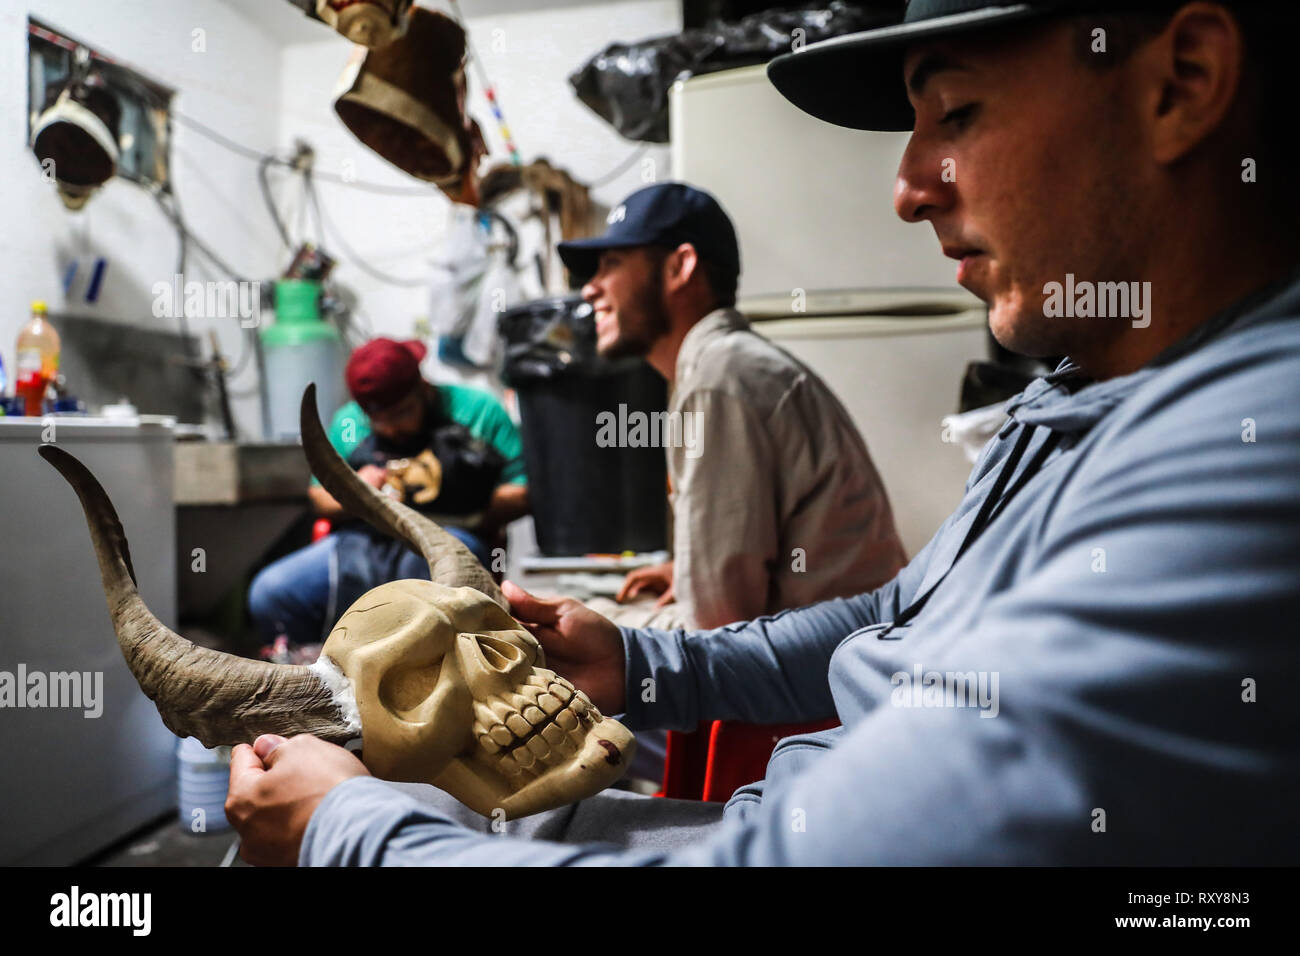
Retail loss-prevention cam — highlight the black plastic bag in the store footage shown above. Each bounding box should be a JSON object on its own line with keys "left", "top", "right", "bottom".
{"left": 499, "top": 295, "right": 648, "bottom": 383}
{"left": 568, "top": 2, "right": 902, "bottom": 143}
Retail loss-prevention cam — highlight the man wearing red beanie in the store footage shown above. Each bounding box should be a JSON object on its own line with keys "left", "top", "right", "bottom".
{"left": 249, "top": 338, "right": 529, "bottom": 649}
{"left": 344, "top": 336, "right": 431, "bottom": 414}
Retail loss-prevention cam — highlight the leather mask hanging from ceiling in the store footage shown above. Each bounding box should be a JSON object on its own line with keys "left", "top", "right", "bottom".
{"left": 31, "top": 72, "right": 122, "bottom": 211}
{"left": 333, "top": 6, "right": 485, "bottom": 206}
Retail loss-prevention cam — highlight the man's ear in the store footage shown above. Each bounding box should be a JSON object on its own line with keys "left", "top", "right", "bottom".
{"left": 1145, "top": 2, "right": 1244, "bottom": 165}
{"left": 664, "top": 243, "right": 700, "bottom": 295}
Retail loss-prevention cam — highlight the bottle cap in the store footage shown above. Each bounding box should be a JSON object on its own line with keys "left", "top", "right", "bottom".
{"left": 31, "top": 300, "right": 47, "bottom": 314}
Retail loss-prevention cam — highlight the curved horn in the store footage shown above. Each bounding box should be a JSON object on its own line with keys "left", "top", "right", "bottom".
{"left": 300, "top": 384, "right": 507, "bottom": 609}
{"left": 39, "top": 444, "right": 355, "bottom": 749}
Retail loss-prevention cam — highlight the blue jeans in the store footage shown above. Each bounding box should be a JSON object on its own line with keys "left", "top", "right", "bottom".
{"left": 248, "top": 528, "right": 490, "bottom": 645}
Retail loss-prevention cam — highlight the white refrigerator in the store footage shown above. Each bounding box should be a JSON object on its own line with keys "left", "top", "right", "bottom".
{"left": 670, "top": 65, "right": 991, "bottom": 556}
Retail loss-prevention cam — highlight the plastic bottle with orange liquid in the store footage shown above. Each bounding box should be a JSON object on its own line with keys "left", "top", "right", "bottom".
{"left": 15, "top": 301, "right": 61, "bottom": 417}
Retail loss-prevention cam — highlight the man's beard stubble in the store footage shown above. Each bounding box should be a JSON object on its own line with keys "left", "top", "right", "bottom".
{"left": 598, "top": 266, "right": 671, "bottom": 361}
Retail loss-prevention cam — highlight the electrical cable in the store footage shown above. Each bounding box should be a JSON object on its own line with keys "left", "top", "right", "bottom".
{"left": 151, "top": 186, "right": 253, "bottom": 283}
{"left": 259, "top": 154, "right": 293, "bottom": 249}
{"left": 166, "top": 187, "right": 191, "bottom": 342}
{"left": 149, "top": 186, "right": 258, "bottom": 378}
{"left": 308, "top": 162, "right": 442, "bottom": 195}
{"left": 171, "top": 110, "right": 266, "bottom": 161}
{"left": 307, "top": 177, "right": 431, "bottom": 287}
{"left": 303, "top": 165, "right": 372, "bottom": 350}
{"left": 173, "top": 111, "right": 443, "bottom": 195}
{"left": 305, "top": 166, "right": 323, "bottom": 245}
{"left": 175, "top": 112, "right": 442, "bottom": 288}
{"left": 294, "top": 169, "right": 308, "bottom": 246}
{"left": 588, "top": 142, "right": 651, "bottom": 188}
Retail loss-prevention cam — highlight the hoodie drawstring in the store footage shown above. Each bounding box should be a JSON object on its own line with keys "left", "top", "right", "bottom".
{"left": 879, "top": 423, "right": 1063, "bottom": 639}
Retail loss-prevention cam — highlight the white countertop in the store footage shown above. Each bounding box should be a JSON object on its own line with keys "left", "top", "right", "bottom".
{"left": 0, "top": 414, "right": 176, "bottom": 439}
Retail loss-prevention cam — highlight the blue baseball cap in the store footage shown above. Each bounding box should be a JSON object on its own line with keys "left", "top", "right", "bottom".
{"left": 557, "top": 182, "right": 741, "bottom": 280}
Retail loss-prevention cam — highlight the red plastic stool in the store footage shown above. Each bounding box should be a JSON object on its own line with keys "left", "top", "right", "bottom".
{"left": 659, "top": 717, "right": 840, "bottom": 802}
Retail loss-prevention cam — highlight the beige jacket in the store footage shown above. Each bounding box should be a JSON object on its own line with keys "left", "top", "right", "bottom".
{"left": 667, "top": 308, "right": 906, "bottom": 630}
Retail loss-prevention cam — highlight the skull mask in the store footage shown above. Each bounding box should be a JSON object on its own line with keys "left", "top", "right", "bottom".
{"left": 323, "top": 579, "right": 633, "bottom": 818}
{"left": 42, "top": 385, "right": 635, "bottom": 819}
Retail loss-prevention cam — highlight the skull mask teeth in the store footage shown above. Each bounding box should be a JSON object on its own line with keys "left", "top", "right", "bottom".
{"left": 473, "top": 671, "right": 602, "bottom": 778}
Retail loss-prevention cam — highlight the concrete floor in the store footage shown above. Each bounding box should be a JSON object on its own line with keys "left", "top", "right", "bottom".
{"left": 89, "top": 813, "right": 248, "bottom": 867}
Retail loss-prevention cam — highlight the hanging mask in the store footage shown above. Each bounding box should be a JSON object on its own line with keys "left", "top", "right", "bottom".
{"left": 32, "top": 74, "right": 122, "bottom": 211}
{"left": 333, "top": 6, "right": 485, "bottom": 205}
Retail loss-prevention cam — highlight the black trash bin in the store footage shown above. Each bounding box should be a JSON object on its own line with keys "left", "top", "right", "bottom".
{"left": 500, "top": 295, "right": 668, "bottom": 556}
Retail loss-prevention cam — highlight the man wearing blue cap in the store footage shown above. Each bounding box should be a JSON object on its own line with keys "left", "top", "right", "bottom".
{"left": 553, "top": 181, "right": 906, "bottom": 633}
{"left": 229, "top": 0, "right": 1300, "bottom": 865}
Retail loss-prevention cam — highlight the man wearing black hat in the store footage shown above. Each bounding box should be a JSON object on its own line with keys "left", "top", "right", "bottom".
{"left": 230, "top": 0, "right": 1300, "bottom": 866}
{"left": 557, "top": 181, "right": 906, "bottom": 632}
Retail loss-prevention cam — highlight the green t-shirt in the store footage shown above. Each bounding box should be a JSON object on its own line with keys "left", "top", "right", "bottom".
{"left": 313, "top": 384, "right": 527, "bottom": 487}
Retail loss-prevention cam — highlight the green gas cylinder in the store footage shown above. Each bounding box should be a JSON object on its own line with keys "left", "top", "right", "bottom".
{"left": 260, "top": 280, "right": 345, "bottom": 440}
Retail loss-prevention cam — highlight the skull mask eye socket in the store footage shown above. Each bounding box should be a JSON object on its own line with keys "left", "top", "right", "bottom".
{"left": 380, "top": 660, "right": 443, "bottom": 721}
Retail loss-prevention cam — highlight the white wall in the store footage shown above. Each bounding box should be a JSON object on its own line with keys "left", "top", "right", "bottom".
{"left": 0, "top": 0, "right": 288, "bottom": 437}
{"left": 277, "top": 0, "right": 679, "bottom": 383}
{"left": 1, "top": 0, "right": 678, "bottom": 431}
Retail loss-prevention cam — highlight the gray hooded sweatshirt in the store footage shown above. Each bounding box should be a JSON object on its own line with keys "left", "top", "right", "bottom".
{"left": 302, "top": 270, "right": 1300, "bottom": 865}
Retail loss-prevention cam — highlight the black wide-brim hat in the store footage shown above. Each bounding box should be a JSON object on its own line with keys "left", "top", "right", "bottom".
{"left": 767, "top": 0, "right": 1189, "bottom": 132}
